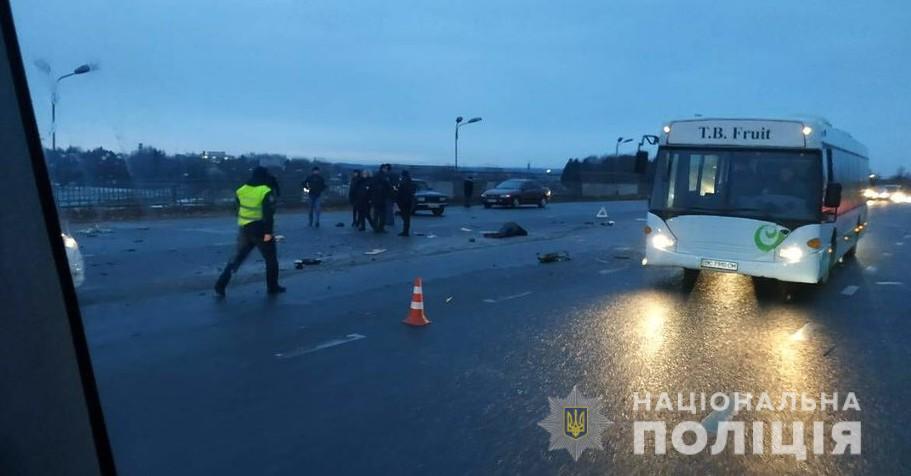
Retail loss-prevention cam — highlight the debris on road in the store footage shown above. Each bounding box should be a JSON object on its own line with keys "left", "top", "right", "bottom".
{"left": 460, "top": 227, "right": 473, "bottom": 232}
{"left": 469, "top": 238, "right": 476, "bottom": 243}
{"left": 426, "top": 234, "right": 437, "bottom": 239}
{"left": 79, "top": 224, "right": 113, "bottom": 237}
{"left": 445, "top": 296, "right": 454, "bottom": 303}
{"left": 601, "top": 220, "right": 615, "bottom": 226}
{"left": 483, "top": 222, "right": 528, "bottom": 239}
{"left": 364, "top": 249, "right": 387, "bottom": 255}
{"left": 294, "top": 258, "right": 322, "bottom": 269}
{"left": 537, "top": 251, "right": 571, "bottom": 263}
{"left": 335, "top": 222, "right": 345, "bottom": 227}
{"left": 274, "top": 234, "right": 286, "bottom": 242}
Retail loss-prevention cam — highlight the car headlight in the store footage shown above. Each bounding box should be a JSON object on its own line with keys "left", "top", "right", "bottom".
{"left": 650, "top": 233, "right": 675, "bottom": 250}
{"left": 502, "top": 194, "right": 511, "bottom": 198}
{"left": 864, "top": 189, "right": 877, "bottom": 199}
{"left": 778, "top": 245, "right": 803, "bottom": 263}
{"left": 62, "top": 233, "right": 78, "bottom": 249}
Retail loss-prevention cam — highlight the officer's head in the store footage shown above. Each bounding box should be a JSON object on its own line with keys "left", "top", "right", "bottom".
{"left": 312, "top": 166, "right": 321, "bottom": 175}
{"left": 250, "top": 166, "right": 269, "bottom": 183}
{"left": 401, "top": 170, "right": 410, "bottom": 179}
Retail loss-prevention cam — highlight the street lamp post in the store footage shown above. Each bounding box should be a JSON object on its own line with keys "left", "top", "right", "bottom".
{"left": 615, "top": 136, "right": 633, "bottom": 156}
{"left": 52, "top": 64, "right": 93, "bottom": 151}
{"left": 455, "top": 116, "right": 482, "bottom": 169}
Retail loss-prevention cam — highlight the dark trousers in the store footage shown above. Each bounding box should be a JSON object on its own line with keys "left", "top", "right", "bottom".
{"left": 355, "top": 201, "right": 372, "bottom": 230}
{"left": 464, "top": 190, "right": 473, "bottom": 207}
{"left": 399, "top": 201, "right": 413, "bottom": 235}
{"left": 371, "top": 200, "right": 386, "bottom": 232}
{"left": 216, "top": 225, "right": 279, "bottom": 290}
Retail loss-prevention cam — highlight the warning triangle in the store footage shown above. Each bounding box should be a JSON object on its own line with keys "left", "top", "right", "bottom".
{"left": 596, "top": 207, "right": 609, "bottom": 218}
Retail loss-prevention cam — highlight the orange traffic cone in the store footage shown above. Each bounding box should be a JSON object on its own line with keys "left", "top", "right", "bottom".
{"left": 403, "top": 277, "right": 431, "bottom": 326}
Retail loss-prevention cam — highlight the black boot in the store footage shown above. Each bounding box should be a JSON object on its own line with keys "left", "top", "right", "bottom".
{"left": 214, "top": 268, "right": 231, "bottom": 296}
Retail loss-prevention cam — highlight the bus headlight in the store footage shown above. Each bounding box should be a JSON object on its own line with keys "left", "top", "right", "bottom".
{"left": 778, "top": 245, "right": 804, "bottom": 263}
{"left": 650, "top": 233, "right": 675, "bottom": 250}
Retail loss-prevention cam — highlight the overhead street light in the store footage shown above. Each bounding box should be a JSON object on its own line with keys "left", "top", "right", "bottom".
{"left": 615, "top": 136, "right": 633, "bottom": 156}
{"left": 52, "top": 63, "right": 94, "bottom": 151}
{"left": 454, "top": 116, "right": 482, "bottom": 169}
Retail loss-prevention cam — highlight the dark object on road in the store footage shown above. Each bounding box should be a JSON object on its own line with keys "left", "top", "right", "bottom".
{"left": 335, "top": 222, "right": 345, "bottom": 227}
{"left": 537, "top": 251, "right": 571, "bottom": 263}
{"left": 481, "top": 179, "right": 551, "bottom": 208}
{"left": 294, "top": 258, "right": 322, "bottom": 269}
{"left": 412, "top": 179, "right": 449, "bottom": 216}
{"left": 483, "top": 222, "right": 528, "bottom": 238}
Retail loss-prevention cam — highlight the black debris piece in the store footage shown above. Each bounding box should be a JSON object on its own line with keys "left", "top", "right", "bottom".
{"left": 483, "top": 222, "right": 528, "bottom": 239}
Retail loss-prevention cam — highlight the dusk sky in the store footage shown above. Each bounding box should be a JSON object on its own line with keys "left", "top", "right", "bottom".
{"left": 10, "top": 0, "right": 911, "bottom": 172}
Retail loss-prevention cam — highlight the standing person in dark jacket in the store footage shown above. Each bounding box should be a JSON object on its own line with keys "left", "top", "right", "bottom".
{"left": 302, "top": 166, "right": 326, "bottom": 227}
{"left": 463, "top": 175, "right": 475, "bottom": 208}
{"left": 396, "top": 170, "right": 417, "bottom": 237}
{"left": 353, "top": 170, "right": 373, "bottom": 231}
{"left": 383, "top": 164, "right": 397, "bottom": 226}
{"left": 348, "top": 170, "right": 360, "bottom": 227}
{"left": 214, "top": 167, "right": 285, "bottom": 296}
{"left": 370, "top": 166, "right": 391, "bottom": 233}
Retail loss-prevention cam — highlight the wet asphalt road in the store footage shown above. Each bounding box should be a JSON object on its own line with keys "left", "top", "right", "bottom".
{"left": 76, "top": 201, "right": 911, "bottom": 475}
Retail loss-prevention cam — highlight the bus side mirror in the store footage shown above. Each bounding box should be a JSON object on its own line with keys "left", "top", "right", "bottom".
{"left": 634, "top": 151, "right": 649, "bottom": 174}
{"left": 824, "top": 183, "right": 842, "bottom": 208}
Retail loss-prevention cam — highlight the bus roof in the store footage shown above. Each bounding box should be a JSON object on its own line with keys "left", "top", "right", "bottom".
{"left": 660, "top": 117, "right": 868, "bottom": 158}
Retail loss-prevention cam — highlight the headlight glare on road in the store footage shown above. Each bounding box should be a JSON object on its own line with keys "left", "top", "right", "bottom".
{"left": 62, "top": 233, "right": 78, "bottom": 249}
{"left": 650, "top": 233, "right": 674, "bottom": 250}
{"left": 778, "top": 245, "right": 803, "bottom": 262}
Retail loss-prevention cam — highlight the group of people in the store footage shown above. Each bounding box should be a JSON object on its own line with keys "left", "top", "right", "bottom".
{"left": 300, "top": 164, "right": 417, "bottom": 236}
{"left": 344, "top": 164, "right": 417, "bottom": 236}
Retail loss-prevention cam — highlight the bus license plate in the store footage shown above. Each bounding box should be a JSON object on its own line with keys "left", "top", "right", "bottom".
{"left": 701, "top": 259, "right": 738, "bottom": 271}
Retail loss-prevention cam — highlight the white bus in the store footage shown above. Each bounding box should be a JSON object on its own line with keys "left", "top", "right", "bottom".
{"left": 644, "top": 117, "right": 869, "bottom": 284}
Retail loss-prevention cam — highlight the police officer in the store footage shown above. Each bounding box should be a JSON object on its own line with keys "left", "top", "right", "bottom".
{"left": 215, "top": 167, "right": 285, "bottom": 296}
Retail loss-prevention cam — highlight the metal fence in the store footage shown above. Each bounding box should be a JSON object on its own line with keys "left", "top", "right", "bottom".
{"left": 52, "top": 183, "right": 236, "bottom": 208}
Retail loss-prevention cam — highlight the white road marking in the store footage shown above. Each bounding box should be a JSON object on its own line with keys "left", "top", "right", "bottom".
{"left": 483, "top": 291, "right": 532, "bottom": 304}
{"left": 864, "top": 266, "right": 878, "bottom": 274}
{"left": 841, "top": 285, "right": 859, "bottom": 296}
{"left": 635, "top": 218, "right": 646, "bottom": 221}
{"left": 275, "top": 333, "right": 366, "bottom": 359}
{"left": 875, "top": 281, "right": 904, "bottom": 286}
{"left": 700, "top": 394, "right": 737, "bottom": 434}
{"left": 897, "top": 242, "right": 905, "bottom": 246}
{"left": 599, "top": 266, "right": 628, "bottom": 275}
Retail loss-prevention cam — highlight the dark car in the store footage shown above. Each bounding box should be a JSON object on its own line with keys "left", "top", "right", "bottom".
{"left": 412, "top": 179, "right": 450, "bottom": 216}
{"left": 481, "top": 179, "right": 551, "bottom": 208}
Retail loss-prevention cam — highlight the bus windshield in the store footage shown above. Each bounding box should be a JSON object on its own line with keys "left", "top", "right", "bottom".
{"left": 650, "top": 148, "right": 823, "bottom": 222}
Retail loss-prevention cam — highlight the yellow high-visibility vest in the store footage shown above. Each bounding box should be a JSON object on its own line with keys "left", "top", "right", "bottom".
{"left": 236, "top": 184, "right": 272, "bottom": 226}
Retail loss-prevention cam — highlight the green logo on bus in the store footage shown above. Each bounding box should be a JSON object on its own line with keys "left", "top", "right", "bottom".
{"left": 754, "top": 225, "right": 786, "bottom": 252}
